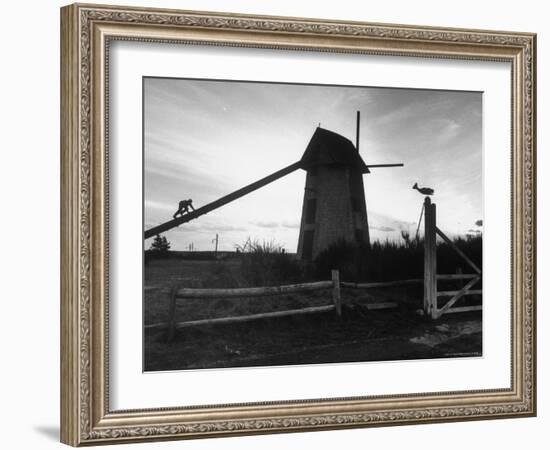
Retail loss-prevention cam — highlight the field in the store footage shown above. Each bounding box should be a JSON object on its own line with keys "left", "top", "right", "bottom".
{"left": 144, "top": 246, "right": 482, "bottom": 371}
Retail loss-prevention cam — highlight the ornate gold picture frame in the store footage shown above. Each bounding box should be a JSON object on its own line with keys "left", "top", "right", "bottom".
{"left": 60, "top": 3, "right": 536, "bottom": 446}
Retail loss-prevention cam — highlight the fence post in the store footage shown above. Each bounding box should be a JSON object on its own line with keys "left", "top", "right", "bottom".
{"left": 332, "top": 269, "right": 342, "bottom": 317}
{"left": 423, "top": 197, "right": 437, "bottom": 318}
{"left": 167, "top": 286, "right": 178, "bottom": 343}
{"left": 430, "top": 201, "right": 438, "bottom": 318}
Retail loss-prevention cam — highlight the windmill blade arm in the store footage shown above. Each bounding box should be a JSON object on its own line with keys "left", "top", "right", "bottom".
{"left": 365, "top": 163, "right": 404, "bottom": 168}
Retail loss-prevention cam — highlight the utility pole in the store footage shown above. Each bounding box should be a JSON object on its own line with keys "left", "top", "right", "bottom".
{"left": 212, "top": 233, "right": 219, "bottom": 257}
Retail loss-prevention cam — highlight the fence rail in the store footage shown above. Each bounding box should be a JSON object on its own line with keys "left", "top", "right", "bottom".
{"left": 437, "top": 289, "right": 482, "bottom": 297}
{"left": 175, "top": 281, "right": 333, "bottom": 299}
{"left": 436, "top": 274, "right": 478, "bottom": 280}
{"left": 169, "top": 305, "right": 336, "bottom": 330}
{"left": 342, "top": 279, "right": 423, "bottom": 289}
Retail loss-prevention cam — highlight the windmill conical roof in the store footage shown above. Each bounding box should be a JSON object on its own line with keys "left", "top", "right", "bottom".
{"left": 299, "top": 127, "right": 369, "bottom": 173}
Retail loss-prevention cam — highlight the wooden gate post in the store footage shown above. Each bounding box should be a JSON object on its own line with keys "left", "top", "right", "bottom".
{"left": 331, "top": 269, "right": 342, "bottom": 317}
{"left": 423, "top": 197, "right": 437, "bottom": 318}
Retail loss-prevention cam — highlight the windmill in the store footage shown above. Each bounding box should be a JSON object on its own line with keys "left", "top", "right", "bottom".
{"left": 296, "top": 111, "right": 403, "bottom": 260}
{"left": 144, "top": 111, "right": 404, "bottom": 261}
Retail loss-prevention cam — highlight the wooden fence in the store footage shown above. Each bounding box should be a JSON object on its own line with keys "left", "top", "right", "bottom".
{"left": 164, "top": 270, "right": 417, "bottom": 342}
{"left": 423, "top": 197, "right": 482, "bottom": 319}
{"left": 166, "top": 270, "right": 335, "bottom": 342}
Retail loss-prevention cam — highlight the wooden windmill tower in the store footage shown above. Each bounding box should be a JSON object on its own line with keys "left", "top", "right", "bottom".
{"left": 297, "top": 112, "right": 403, "bottom": 260}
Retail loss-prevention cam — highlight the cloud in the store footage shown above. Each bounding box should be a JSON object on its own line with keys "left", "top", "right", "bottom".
{"left": 144, "top": 200, "right": 174, "bottom": 212}
{"left": 173, "top": 223, "right": 248, "bottom": 233}
{"left": 252, "top": 220, "right": 300, "bottom": 229}
{"left": 253, "top": 220, "right": 279, "bottom": 229}
{"left": 369, "top": 211, "right": 416, "bottom": 229}
{"left": 144, "top": 220, "right": 247, "bottom": 234}
{"left": 371, "top": 225, "right": 395, "bottom": 232}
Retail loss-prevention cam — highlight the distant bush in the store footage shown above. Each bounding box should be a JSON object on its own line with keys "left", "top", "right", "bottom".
{"left": 149, "top": 234, "right": 170, "bottom": 253}
{"left": 314, "top": 235, "right": 482, "bottom": 282}
{"left": 144, "top": 234, "right": 172, "bottom": 265}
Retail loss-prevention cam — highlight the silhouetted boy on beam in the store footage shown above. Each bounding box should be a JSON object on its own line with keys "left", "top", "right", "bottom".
{"left": 173, "top": 199, "right": 195, "bottom": 218}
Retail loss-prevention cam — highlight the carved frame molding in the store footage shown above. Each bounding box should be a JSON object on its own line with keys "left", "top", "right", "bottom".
{"left": 61, "top": 3, "right": 536, "bottom": 446}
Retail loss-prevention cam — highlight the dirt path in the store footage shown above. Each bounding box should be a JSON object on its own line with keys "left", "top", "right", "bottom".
{"left": 144, "top": 308, "right": 482, "bottom": 371}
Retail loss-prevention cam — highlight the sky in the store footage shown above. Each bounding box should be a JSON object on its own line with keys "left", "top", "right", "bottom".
{"left": 144, "top": 77, "right": 482, "bottom": 252}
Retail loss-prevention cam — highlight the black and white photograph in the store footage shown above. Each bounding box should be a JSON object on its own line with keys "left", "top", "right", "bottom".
{"left": 142, "top": 77, "right": 483, "bottom": 372}
{"left": 1, "top": 0, "right": 544, "bottom": 447}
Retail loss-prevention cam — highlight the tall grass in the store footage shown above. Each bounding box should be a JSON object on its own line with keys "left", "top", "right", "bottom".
{"left": 234, "top": 237, "right": 304, "bottom": 286}
{"left": 234, "top": 237, "right": 286, "bottom": 254}
{"left": 314, "top": 235, "right": 482, "bottom": 282}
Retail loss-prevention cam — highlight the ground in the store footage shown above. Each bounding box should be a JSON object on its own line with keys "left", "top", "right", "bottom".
{"left": 144, "top": 258, "right": 482, "bottom": 372}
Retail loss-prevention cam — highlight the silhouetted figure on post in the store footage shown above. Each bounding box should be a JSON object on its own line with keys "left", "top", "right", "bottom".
{"left": 173, "top": 199, "right": 195, "bottom": 218}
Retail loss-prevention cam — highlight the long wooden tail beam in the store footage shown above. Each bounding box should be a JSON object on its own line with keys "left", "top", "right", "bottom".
{"left": 144, "top": 161, "right": 302, "bottom": 239}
